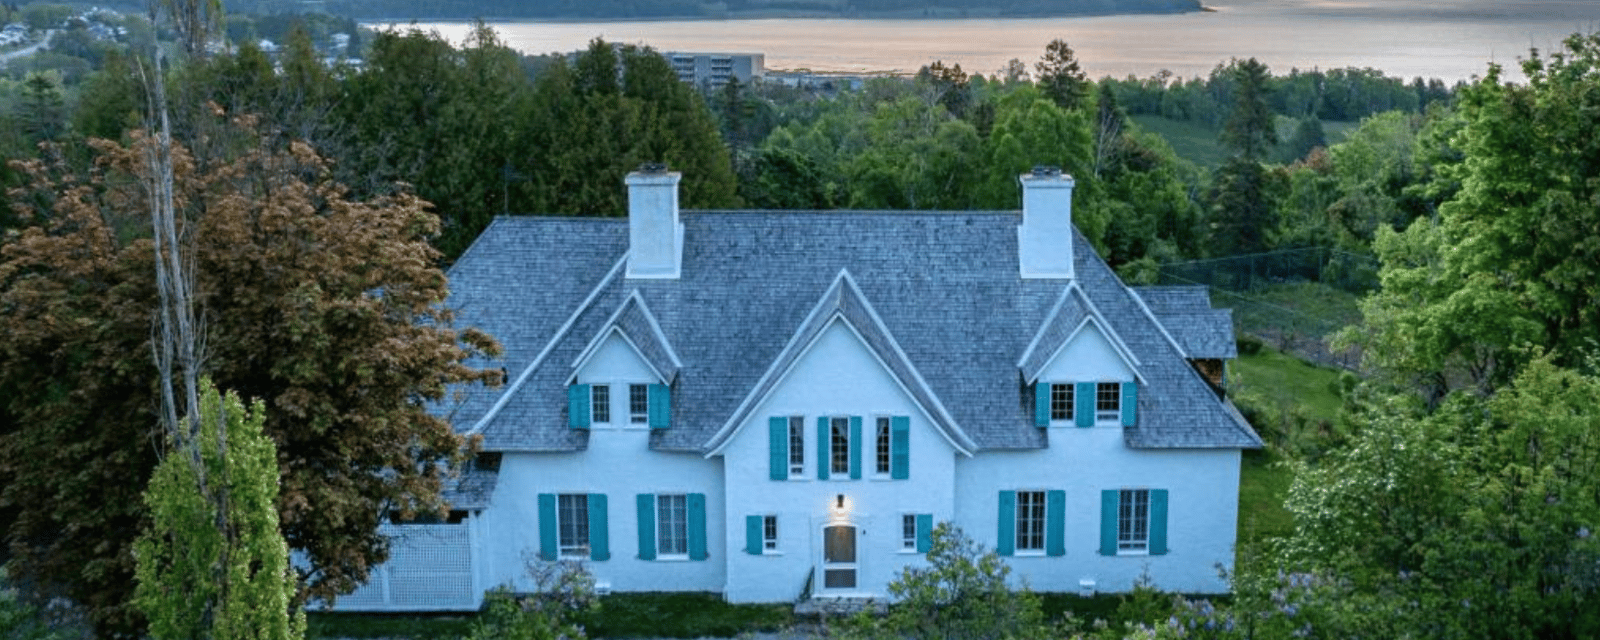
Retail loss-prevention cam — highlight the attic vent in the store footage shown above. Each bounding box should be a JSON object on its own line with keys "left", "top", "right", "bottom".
{"left": 475, "top": 451, "right": 502, "bottom": 472}
{"left": 639, "top": 162, "right": 669, "bottom": 174}
{"left": 1031, "top": 165, "right": 1061, "bottom": 177}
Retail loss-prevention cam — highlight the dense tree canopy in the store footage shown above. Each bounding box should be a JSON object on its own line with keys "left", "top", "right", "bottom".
{"left": 1347, "top": 33, "right": 1600, "bottom": 396}
{"left": 0, "top": 119, "right": 499, "bottom": 634}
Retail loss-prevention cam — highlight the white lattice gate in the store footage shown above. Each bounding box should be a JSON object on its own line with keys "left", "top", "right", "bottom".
{"left": 331, "top": 520, "right": 481, "bottom": 611}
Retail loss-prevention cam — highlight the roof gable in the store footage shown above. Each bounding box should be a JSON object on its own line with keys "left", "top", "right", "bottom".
{"left": 706, "top": 269, "right": 976, "bottom": 456}
{"left": 1018, "top": 284, "right": 1145, "bottom": 385}
{"left": 569, "top": 290, "right": 683, "bottom": 384}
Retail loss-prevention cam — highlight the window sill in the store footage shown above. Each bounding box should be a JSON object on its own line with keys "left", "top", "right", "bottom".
{"left": 760, "top": 550, "right": 783, "bottom": 556}
{"left": 1116, "top": 549, "right": 1150, "bottom": 557}
{"left": 896, "top": 548, "right": 921, "bottom": 555}
{"left": 653, "top": 555, "right": 692, "bottom": 562}
{"left": 1014, "top": 550, "right": 1046, "bottom": 557}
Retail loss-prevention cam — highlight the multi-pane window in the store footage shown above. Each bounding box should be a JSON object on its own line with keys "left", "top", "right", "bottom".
{"left": 1096, "top": 382, "right": 1121, "bottom": 422}
{"left": 787, "top": 416, "right": 805, "bottom": 476}
{"left": 1016, "top": 490, "right": 1046, "bottom": 552}
{"left": 762, "top": 515, "right": 779, "bottom": 551}
{"left": 657, "top": 494, "right": 688, "bottom": 556}
{"left": 557, "top": 494, "right": 590, "bottom": 558}
{"left": 875, "top": 417, "right": 892, "bottom": 476}
{"left": 1050, "top": 384, "right": 1073, "bottom": 421}
{"left": 829, "top": 417, "right": 850, "bottom": 476}
{"left": 591, "top": 385, "right": 611, "bottom": 424}
{"left": 629, "top": 384, "right": 649, "bottom": 424}
{"left": 902, "top": 514, "right": 918, "bottom": 550}
{"left": 1118, "top": 488, "right": 1150, "bottom": 552}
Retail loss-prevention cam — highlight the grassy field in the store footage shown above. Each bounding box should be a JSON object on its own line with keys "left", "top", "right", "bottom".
{"left": 1231, "top": 342, "right": 1348, "bottom": 545}
{"left": 1130, "top": 115, "right": 1361, "bottom": 171}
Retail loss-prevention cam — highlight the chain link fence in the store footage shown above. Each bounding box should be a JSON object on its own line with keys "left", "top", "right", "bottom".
{"left": 1156, "top": 248, "right": 1377, "bottom": 370}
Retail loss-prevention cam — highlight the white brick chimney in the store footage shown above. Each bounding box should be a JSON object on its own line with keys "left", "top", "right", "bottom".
{"left": 1018, "top": 166, "right": 1076, "bottom": 279}
{"left": 626, "top": 164, "right": 683, "bottom": 279}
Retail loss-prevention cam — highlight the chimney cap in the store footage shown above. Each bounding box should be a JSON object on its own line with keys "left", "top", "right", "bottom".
{"left": 638, "top": 162, "right": 670, "bottom": 174}
{"left": 1030, "top": 165, "right": 1062, "bottom": 178}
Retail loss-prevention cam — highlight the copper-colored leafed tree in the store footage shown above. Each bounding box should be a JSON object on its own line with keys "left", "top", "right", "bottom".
{"left": 0, "top": 116, "right": 500, "bottom": 635}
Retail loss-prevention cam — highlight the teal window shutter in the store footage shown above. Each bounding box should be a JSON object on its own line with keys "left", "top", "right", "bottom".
{"left": 915, "top": 513, "right": 933, "bottom": 553}
{"left": 1099, "top": 490, "right": 1119, "bottom": 555}
{"left": 1121, "top": 382, "right": 1138, "bottom": 427}
{"left": 1150, "top": 489, "right": 1169, "bottom": 555}
{"left": 768, "top": 417, "right": 787, "bottom": 481}
{"left": 890, "top": 416, "right": 910, "bottom": 480}
{"left": 1075, "top": 382, "right": 1095, "bottom": 427}
{"left": 636, "top": 494, "right": 656, "bottom": 560}
{"left": 538, "top": 493, "right": 557, "bottom": 560}
{"left": 568, "top": 384, "right": 591, "bottom": 429}
{"left": 997, "top": 490, "right": 1016, "bottom": 556}
{"left": 648, "top": 383, "right": 670, "bottom": 429}
{"left": 588, "top": 493, "right": 609, "bottom": 561}
{"left": 816, "top": 417, "right": 829, "bottom": 480}
{"left": 1046, "top": 490, "right": 1066, "bottom": 556}
{"left": 1034, "top": 383, "right": 1050, "bottom": 427}
{"left": 849, "top": 416, "right": 863, "bottom": 480}
{"left": 688, "top": 493, "right": 708, "bottom": 561}
{"left": 745, "top": 515, "right": 763, "bottom": 555}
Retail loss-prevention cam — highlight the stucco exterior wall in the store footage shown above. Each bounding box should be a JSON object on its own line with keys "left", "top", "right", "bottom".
{"left": 955, "top": 426, "right": 1240, "bottom": 594}
{"left": 476, "top": 437, "right": 726, "bottom": 594}
{"left": 719, "top": 319, "right": 959, "bottom": 602}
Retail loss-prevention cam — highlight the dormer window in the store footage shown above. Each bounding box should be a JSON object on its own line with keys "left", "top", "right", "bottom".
{"left": 591, "top": 385, "right": 611, "bottom": 424}
{"left": 1049, "top": 384, "right": 1073, "bottom": 422}
{"left": 1096, "top": 382, "right": 1121, "bottom": 423}
{"left": 629, "top": 384, "right": 650, "bottom": 424}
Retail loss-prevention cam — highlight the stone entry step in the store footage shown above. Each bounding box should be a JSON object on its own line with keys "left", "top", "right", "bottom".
{"left": 793, "top": 596, "right": 887, "bottom": 617}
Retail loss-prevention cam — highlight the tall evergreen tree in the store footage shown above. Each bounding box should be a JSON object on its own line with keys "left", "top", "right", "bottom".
{"left": 1220, "top": 58, "right": 1277, "bottom": 161}
{"left": 1034, "top": 39, "right": 1089, "bottom": 111}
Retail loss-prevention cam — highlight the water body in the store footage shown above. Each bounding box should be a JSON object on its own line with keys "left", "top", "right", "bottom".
{"left": 391, "top": 0, "right": 1598, "bottom": 82}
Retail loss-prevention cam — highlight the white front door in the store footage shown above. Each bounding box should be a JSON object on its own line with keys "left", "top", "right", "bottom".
{"left": 821, "top": 524, "right": 857, "bottom": 590}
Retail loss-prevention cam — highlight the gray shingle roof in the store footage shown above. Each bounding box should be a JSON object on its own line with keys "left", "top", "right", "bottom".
{"left": 707, "top": 270, "right": 976, "bottom": 454}
{"left": 443, "top": 211, "right": 1261, "bottom": 452}
{"left": 572, "top": 291, "right": 683, "bottom": 383}
{"left": 1133, "top": 286, "right": 1238, "bottom": 360}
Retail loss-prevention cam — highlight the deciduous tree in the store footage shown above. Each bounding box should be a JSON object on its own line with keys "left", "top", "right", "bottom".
{"left": 0, "top": 118, "right": 500, "bottom": 634}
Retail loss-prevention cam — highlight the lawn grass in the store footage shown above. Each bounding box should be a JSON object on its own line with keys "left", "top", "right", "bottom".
{"left": 586, "top": 592, "right": 793, "bottom": 638}
{"left": 1231, "top": 342, "right": 1348, "bottom": 546}
{"left": 1237, "top": 448, "right": 1296, "bottom": 544}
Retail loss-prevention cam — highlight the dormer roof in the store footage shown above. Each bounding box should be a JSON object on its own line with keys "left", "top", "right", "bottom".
{"left": 1018, "top": 284, "right": 1146, "bottom": 385}
{"left": 569, "top": 290, "right": 683, "bottom": 384}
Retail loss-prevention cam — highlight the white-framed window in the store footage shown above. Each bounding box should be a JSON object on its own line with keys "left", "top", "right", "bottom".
{"left": 591, "top": 385, "right": 611, "bottom": 424}
{"left": 829, "top": 417, "right": 850, "bottom": 476}
{"left": 1015, "top": 490, "right": 1046, "bottom": 553}
{"left": 558, "top": 494, "right": 590, "bottom": 558}
{"left": 1050, "top": 384, "right": 1073, "bottom": 422}
{"left": 763, "top": 515, "right": 779, "bottom": 551}
{"left": 788, "top": 416, "right": 805, "bottom": 477}
{"left": 656, "top": 494, "right": 688, "bottom": 557}
{"left": 875, "top": 417, "right": 892, "bottom": 476}
{"left": 1118, "top": 488, "right": 1151, "bottom": 553}
{"left": 629, "top": 384, "right": 649, "bottom": 424}
{"left": 902, "top": 514, "right": 918, "bottom": 551}
{"left": 1096, "top": 382, "right": 1121, "bottom": 423}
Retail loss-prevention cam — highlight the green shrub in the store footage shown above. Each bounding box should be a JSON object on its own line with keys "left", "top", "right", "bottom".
{"left": 858, "top": 522, "right": 1047, "bottom": 640}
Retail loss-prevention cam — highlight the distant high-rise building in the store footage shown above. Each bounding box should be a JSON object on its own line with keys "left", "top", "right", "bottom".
{"left": 663, "top": 52, "right": 765, "bottom": 88}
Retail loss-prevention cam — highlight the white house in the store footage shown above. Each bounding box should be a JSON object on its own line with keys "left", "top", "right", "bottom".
{"left": 328, "top": 167, "right": 1261, "bottom": 611}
